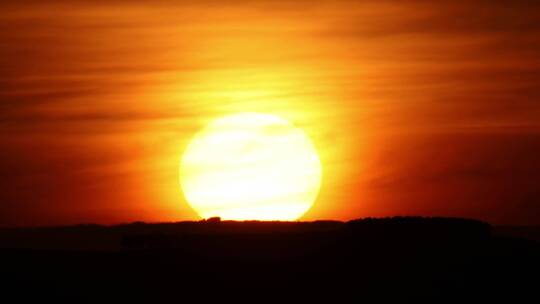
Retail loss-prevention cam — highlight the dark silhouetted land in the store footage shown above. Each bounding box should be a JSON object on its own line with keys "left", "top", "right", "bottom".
{"left": 0, "top": 217, "right": 538, "bottom": 303}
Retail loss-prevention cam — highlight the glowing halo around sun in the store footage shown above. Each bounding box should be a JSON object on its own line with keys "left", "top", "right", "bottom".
{"left": 180, "top": 113, "right": 322, "bottom": 221}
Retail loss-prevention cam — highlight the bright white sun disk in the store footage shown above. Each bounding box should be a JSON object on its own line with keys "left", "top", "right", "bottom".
{"left": 180, "top": 113, "right": 322, "bottom": 221}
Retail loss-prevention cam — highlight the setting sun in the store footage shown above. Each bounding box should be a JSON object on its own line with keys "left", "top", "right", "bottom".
{"left": 180, "top": 113, "right": 322, "bottom": 220}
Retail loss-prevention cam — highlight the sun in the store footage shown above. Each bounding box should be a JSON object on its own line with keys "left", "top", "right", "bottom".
{"left": 180, "top": 113, "right": 322, "bottom": 221}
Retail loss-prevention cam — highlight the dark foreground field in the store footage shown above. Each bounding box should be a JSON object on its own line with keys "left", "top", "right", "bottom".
{"left": 1, "top": 217, "right": 538, "bottom": 303}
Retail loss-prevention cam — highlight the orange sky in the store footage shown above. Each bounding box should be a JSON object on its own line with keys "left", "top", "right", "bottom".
{"left": 1, "top": 0, "right": 540, "bottom": 226}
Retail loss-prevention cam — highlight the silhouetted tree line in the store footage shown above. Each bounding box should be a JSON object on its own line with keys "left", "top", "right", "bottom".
{"left": 2, "top": 216, "right": 538, "bottom": 304}
{"left": 120, "top": 216, "right": 491, "bottom": 250}
{"left": 344, "top": 216, "right": 491, "bottom": 241}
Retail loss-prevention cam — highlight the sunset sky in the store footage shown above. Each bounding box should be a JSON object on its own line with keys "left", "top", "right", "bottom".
{"left": 1, "top": 0, "right": 539, "bottom": 226}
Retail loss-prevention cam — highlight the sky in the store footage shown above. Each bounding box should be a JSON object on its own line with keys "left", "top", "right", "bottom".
{"left": 1, "top": 0, "right": 539, "bottom": 226}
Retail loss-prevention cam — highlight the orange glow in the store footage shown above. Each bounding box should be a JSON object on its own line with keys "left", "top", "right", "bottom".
{"left": 1, "top": 1, "right": 539, "bottom": 226}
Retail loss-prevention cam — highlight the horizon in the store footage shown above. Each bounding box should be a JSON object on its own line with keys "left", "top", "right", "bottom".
{"left": 3, "top": 215, "right": 538, "bottom": 230}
